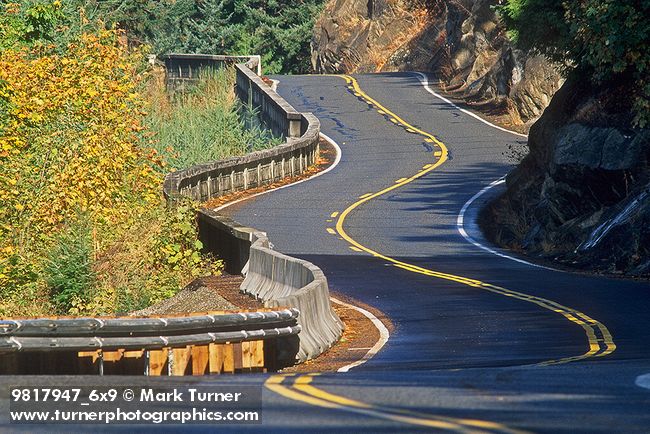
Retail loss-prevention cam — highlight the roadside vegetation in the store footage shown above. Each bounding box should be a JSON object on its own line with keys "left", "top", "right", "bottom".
{"left": 54, "top": 0, "right": 326, "bottom": 74}
{"left": 498, "top": 0, "right": 650, "bottom": 127}
{"left": 145, "top": 68, "right": 278, "bottom": 170}
{"left": 0, "top": 1, "right": 278, "bottom": 316}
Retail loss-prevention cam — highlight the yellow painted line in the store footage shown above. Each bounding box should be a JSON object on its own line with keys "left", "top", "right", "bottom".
{"left": 293, "top": 376, "right": 371, "bottom": 408}
{"left": 326, "top": 228, "right": 336, "bottom": 235}
{"left": 331, "top": 211, "right": 339, "bottom": 218}
{"left": 326, "top": 219, "right": 333, "bottom": 222}
{"left": 406, "top": 128, "right": 416, "bottom": 133}
{"left": 262, "top": 75, "right": 538, "bottom": 433}
{"left": 337, "top": 74, "right": 615, "bottom": 365}
{"left": 359, "top": 193, "right": 372, "bottom": 199}
{"left": 423, "top": 164, "right": 433, "bottom": 169}
{"left": 434, "top": 150, "right": 443, "bottom": 157}
{"left": 281, "top": 375, "right": 529, "bottom": 433}
{"left": 265, "top": 375, "right": 341, "bottom": 409}
{"left": 395, "top": 178, "right": 408, "bottom": 183}
{"left": 377, "top": 110, "right": 386, "bottom": 114}
{"left": 349, "top": 246, "right": 363, "bottom": 252}
{"left": 340, "top": 75, "right": 445, "bottom": 147}
{"left": 389, "top": 118, "right": 399, "bottom": 124}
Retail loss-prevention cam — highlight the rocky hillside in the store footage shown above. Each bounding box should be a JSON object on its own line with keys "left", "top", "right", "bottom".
{"left": 314, "top": 0, "right": 650, "bottom": 277}
{"left": 312, "top": 0, "right": 563, "bottom": 128}
{"left": 481, "top": 73, "right": 650, "bottom": 277}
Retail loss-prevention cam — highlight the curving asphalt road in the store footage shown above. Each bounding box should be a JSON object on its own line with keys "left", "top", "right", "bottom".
{"left": 2, "top": 73, "right": 648, "bottom": 433}
{"left": 220, "top": 73, "right": 650, "bottom": 432}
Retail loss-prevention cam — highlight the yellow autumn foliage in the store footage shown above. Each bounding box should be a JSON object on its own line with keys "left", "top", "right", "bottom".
{"left": 0, "top": 27, "right": 221, "bottom": 315}
{"left": 0, "top": 30, "right": 160, "bottom": 240}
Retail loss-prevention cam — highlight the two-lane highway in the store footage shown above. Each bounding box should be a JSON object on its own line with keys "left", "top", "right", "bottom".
{"left": 3, "top": 73, "right": 644, "bottom": 433}
{"left": 218, "top": 72, "right": 650, "bottom": 432}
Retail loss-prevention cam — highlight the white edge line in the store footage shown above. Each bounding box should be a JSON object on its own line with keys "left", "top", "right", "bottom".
{"left": 330, "top": 297, "right": 390, "bottom": 373}
{"left": 635, "top": 373, "right": 650, "bottom": 390}
{"left": 412, "top": 72, "right": 529, "bottom": 139}
{"left": 216, "top": 132, "right": 342, "bottom": 212}
{"left": 213, "top": 133, "right": 390, "bottom": 370}
{"left": 412, "top": 71, "right": 558, "bottom": 271}
{"left": 457, "top": 177, "right": 560, "bottom": 271}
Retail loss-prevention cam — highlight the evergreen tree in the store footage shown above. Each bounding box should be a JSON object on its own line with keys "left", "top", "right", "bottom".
{"left": 67, "top": 0, "right": 325, "bottom": 74}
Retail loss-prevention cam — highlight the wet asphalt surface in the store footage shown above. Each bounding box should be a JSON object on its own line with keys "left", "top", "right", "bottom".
{"left": 2, "top": 73, "right": 648, "bottom": 433}
{"left": 221, "top": 73, "right": 650, "bottom": 432}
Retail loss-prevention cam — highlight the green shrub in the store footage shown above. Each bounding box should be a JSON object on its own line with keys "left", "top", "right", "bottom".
{"left": 497, "top": 0, "right": 650, "bottom": 127}
{"left": 43, "top": 218, "right": 96, "bottom": 313}
{"left": 88, "top": 198, "right": 222, "bottom": 315}
{"left": 0, "top": 8, "right": 243, "bottom": 317}
{"left": 0, "top": 0, "right": 65, "bottom": 49}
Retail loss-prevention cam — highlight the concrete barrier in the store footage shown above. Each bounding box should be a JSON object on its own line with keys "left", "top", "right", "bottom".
{"left": 241, "top": 233, "right": 344, "bottom": 362}
{"left": 163, "top": 113, "right": 319, "bottom": 203}
{"left": 162, "top": 57, "right": 343, "bottom": 362}
{"left": 197, "top": 209, "right": 256, "bottom": 275}
{"left": 235, "top": 64, "right": 302, "bottom": 139}
{"left": 163, "top": 54, "right": 261, "bottom": 91}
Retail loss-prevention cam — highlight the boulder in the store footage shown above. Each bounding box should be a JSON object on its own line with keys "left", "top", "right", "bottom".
{"left": 482, "top": 72, "right": 650, "bottom": 277}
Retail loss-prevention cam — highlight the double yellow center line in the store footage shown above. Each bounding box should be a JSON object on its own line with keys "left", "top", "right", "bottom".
{"left": 335, "top": 74, "right": 615, "bottom": 365}
{"left": 267, "top": 374, "right": 528, "bottom": 433}
{"left": 264, "top": 74, "right": 615, "bottom": 431}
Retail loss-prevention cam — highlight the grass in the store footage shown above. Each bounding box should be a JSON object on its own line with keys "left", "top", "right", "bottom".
{"left": 145, "top": 67, "right": 280, "bottom": 171}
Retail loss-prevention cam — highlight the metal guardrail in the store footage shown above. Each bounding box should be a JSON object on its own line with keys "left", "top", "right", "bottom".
{"left": 0, "top": 326, "right": 301, "bottom": 352}
{"left": 0, "top": 309, "right": 300, "bottom": 375}
{"left": 0, "top": 309, "right": 300, "bottom": 351}
{"left": 0, "top": 309, "right": 298, "bottom": 338}
{"left": 161, "top": 55, "right": 343, "bottom": 363}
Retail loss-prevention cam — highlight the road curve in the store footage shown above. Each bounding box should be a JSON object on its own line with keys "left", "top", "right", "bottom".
{"left": 2, "top": 73, "right": 647, "bottom": 432}
{"left": 219, "top": 73, "right": 650, "bottom": 432}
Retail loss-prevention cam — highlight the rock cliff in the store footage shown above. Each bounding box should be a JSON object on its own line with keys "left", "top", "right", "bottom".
{"left": 481, "top": 73, "right": 650, "bottom": 277}
{"left": 312, "top": 0, "right": 563, "bottom": 127}
{"left": 314, "top": 0, "right": 650, "bottom": 277}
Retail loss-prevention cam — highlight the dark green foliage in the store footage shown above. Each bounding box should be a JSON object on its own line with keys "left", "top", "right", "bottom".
{"left": 0, "top": 0, "right": 65, "bottom": 49}
{"left": 4, "top": 1, "right": 325, "bottom": 73}
{"left": 69, "top": 0, "right": 325, "bottom": 74}
{"left": 497, "top": 0, "right": 569, "bottom": 63}
{"left": 43, "top": 218, "right": 96, "bottom": 313}
{"left": 497, "top": 0, "right": 650, "bottom": 127}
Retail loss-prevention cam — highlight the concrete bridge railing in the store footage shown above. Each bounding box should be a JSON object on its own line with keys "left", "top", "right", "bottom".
{"left": 163, "top": 53, "right": 262, "bottom": 90}
{"left": 162, "top": 55, "right": 343, "bottom": 363}
{"left": 163, "top": 62, "right": 320, "bottom": 204}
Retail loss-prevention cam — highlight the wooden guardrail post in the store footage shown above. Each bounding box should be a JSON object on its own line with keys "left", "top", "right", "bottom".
{"left": 0, "top": 309, "right": 300, "bottom": 375}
